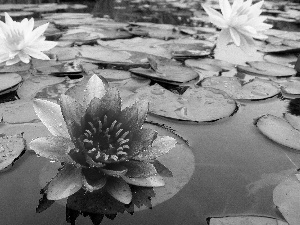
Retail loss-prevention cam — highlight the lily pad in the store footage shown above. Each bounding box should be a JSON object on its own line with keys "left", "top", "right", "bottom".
{"left": 281, "top": 78, "right": 300, "bottom": 98}
{"left": 185, "top": 58, "right": 235, "bottom": 72}
{"left": 208, "top": 216, "right": 288, "bottom": 225}
{"left": 132, "top": 83, "right": 237, "bottom": 122}
{"left": 201, "top": 77, "right": 280, "bottom": 101}
{"left": 130, "top": 63, "right": 198, "bottom": 83}
{"left": 273, "top": 175, "right": 300, "bottom": 225}
{"left": 237, "top": 61, "right": 297, "bottom": 77}
{"left": 17, "top": 75, "right": 66, "bottom": 100}
{"left": 255, "top": 114, "right": 300, "bottom": 151}
{"left": 263, "top": 54, "right": 298, "bottom": 66}
{"left": 0, "top": 134, "right": 25, "bottom": 171}
{"left": 0, "top": 73, "right": 22, "bottom": 95}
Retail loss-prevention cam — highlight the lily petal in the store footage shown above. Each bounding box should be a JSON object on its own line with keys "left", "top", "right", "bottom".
{"left": 29, "top": 40, "right": 57, "bottom": 52}
{"left": 229, "top": 27, "right": 241, "bottom": 46}
{"left": 122, "top": 174, "right": 165, "bottom": 187}
{"left": 129, "top": 128, "right": 158, "bottom": 156}
{"left": 120, "top": 160, "right": 158, "bottom": 178}
{"left": 29, "top": 136, "right": 76, "bottom": 164}
{"left": 27, "top": 22, "right": 49, "bottom": 45}
{"left": 83, "top": 74, "right": 106, "bottom": 108}
{"left": 47, "top": 164, "right": 82, "bottom": 200}
{"left": 33, "top": 99, "right": 70, "bottom": 138}
{"left": 59, "top": 94, "right": 84, "bottom": 146}
{"left": 82, "top": 167, "right": 107, "bottom": 192}
{"left": 23, "top": 47, "right": 50, "bottom": 60}
{"left": 219, "top": 0, "right": 232, "bottom": 20}
{"left": 4, "top": 12, "right": 14, "bottom": 27}
{"left": 202, "top": 4, "right": 227, "bottom": 28}
{"left": 106, "top": 177, "right": 132, "bottom": 204}
{"left": 6, "top": 56, "right": 20, "bottom": 66}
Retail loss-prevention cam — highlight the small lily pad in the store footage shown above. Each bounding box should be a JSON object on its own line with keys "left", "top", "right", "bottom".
{"left": 133, "top": 84, "right": 237, "bottom": 122}
{"left": 201, "top": 77, "right": 280, "bottom": 101}
{"left": 237, "top": 61, "right": 297, "bottom": 77}
{"left": 0, "top": 134, "right": 25, "bottom": 171}
{"left": 255, "top": 114, "right": 300, "bottom": 151}
{"left": 208, "top": 216, "right": 288, "bottom": 225}
{"left": 0, "top": 73, "right": 22, "bottom": 95}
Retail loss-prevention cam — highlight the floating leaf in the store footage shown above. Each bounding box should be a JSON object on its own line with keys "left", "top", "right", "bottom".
{"left": 133, "top": 84, "right": 237, "bottom": 122}
{"left": 208, "top": 216, "right": 288, "bottom": 225}
{"left": 130, "top": 64, "right": 198, "bottom": 83}
{"left": 201, "top": 77, "right": 280, "bottom": 101}
{"left": 237, "top": 61, "right": 297, "bottom": 77}
{"left": 255, "top": 114, "right": 300, "bottom": 151}
{"left": 185, "top": 58, "right": 235, "bottom": 72}
{"left": 281, "top": 78, "right": 300, "bottom": 98}
{"left": 0, "top": 73, "right": 22, "bottom": 96}
{"left": 0, "top": 134, "right": 25, "bottom": 171}
{"left": 17, "top": 75, "right": 66, "bottom": 99}
{"left": 273, "top": 175, "right": 300, "bottom": 225}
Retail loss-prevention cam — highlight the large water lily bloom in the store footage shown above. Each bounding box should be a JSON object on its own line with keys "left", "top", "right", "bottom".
{"left": 0, "top": 12, "right": 57, "bottom": 65}
{"left": 202, "top": 0, "right": 272, "bottom": 51}
{"left": 29, "top": 75, "right": 176, "bottom": 204}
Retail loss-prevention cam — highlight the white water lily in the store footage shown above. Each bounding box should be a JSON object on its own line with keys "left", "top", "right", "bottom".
{"left": 0, "top": 12, "right": 57, "bottom": 65}
{"left": 202, "top": 0, "right": 272, "bottom": 51}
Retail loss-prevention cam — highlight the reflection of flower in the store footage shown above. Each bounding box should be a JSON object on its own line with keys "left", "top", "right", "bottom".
{"left": 202, "top": 0, "right": 272, "bottom": 51}
{"left": 30, "top": 75, "right": 176, "bottom": 204}
{"left": 0, "top": 12, "right": 57, "bottom": 65}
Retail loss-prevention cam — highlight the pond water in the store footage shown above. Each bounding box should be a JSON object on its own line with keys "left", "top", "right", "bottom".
{"left": 0, "top": 0, "right": 300, "bottom": 225}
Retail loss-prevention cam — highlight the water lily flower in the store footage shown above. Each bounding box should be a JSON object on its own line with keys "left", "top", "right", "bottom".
{"left": 0, "top": 12, "right": 57, "bottom": 65}
{"left": 202, "top": 0, "right": 272, "bottom": 51}
{"left": 29, "top": 75, "right": 176, "bottom": 204}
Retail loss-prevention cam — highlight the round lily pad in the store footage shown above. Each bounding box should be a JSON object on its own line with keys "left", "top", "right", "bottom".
{"left": 0, "top": 73, "right": 22, "bottom": 96}
{"left": 255, "top": 114, "right": 300, "bottom": 151}
{"left": 38, "top": 123, "right": 195, "bottom": 213}
{"left": 237, "top": 61, "right": 297, "bottom": 77}
{"left": 0, "top": 134, "right": 25, "bottom": 171}
{"left": 201, "top": 77, "right": 280, "bottom": 101}
{"left": 133, "top": 83, "right": 237, "bottom": 122}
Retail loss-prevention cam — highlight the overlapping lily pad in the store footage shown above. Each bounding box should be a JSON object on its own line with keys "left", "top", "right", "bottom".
{"left": 0, "top": 133, "right": 25, "bottom": 171}
{"left": 185, "top": 58, "right": 235, "bottom": 72}
{"left": 132, "top": 84, "right": 237, "bottom": 122}
{"left": 0, "top": 73, "right": 22, "bottom": 96}
{"left": 255, "top": 114, "right": 300, "bottom": 151}
{"left": 201, "top": 77, "right": 280, "bottom": 101}
{"left": 130, "top": 57, "right": 198, "bottom": 83}
{"left": 237, "top": 61, "right": 297, "bottom": 77}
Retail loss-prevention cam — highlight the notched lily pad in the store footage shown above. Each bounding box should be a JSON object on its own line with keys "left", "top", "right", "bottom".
{"left": 132, "top": 84, "right": 237, "bottom": 122}
{"left": 0, "top": 133, "right": 25, "bottom": 171}
{"left": 237, "top": 61, "right": 297, "bottom": 77}
{"left": 201, "top": 77, "right": 280, "bottom": 101}
{"left": 255, "top": 114, "right": 300, "bottom": 151}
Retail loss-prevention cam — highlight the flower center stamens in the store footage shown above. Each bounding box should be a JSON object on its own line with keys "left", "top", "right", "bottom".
{"left": 84, "top": 115, "right": 130, "bottom": 163}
